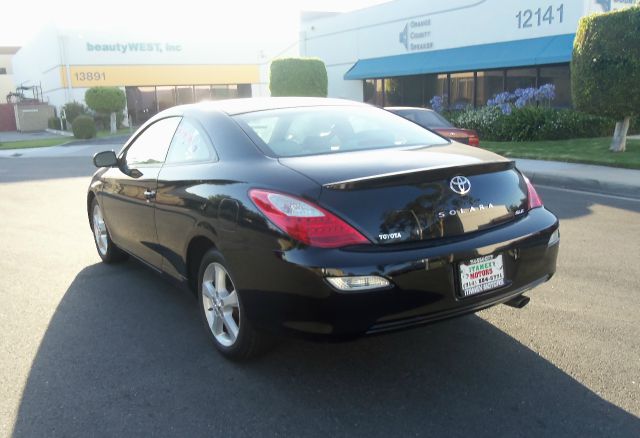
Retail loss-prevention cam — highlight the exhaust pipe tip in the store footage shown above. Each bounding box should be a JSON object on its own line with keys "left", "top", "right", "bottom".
{"left": 504, "top": 294, "right": 530, "bottom": 309}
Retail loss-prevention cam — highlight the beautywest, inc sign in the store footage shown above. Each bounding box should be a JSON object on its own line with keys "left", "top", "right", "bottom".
{"left": 85, "top": 42, "right": 183, "bottom": 54}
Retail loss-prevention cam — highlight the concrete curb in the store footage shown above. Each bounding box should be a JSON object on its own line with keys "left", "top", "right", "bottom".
{"left": 45, "top": 128, "right": 73, "bottom": 137}
{"left": 525, "top": 172, "right": 640, "bottom": 199}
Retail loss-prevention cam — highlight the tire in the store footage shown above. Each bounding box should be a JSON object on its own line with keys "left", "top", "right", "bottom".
{"left": 90, "top": 198, "right": 128, "bottom": 263}
{"left": 197, "top": 249, "right": 272, "bottom": 360}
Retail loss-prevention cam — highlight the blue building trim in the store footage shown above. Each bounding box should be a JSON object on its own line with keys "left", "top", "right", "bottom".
{"left": 344, "top": 34, "right": 576, "bottom": 80}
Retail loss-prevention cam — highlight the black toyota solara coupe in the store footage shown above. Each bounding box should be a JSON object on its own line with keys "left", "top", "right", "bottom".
{"left": 88, "top": 97, "right": 560, "bottom": 360}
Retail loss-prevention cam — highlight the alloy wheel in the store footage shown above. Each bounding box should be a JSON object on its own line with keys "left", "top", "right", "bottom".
{"left": 202, "top": 263, "right": 240, "bottom": 347}
{"left": 92, "top": 203, "right": 109, "bottom": 256}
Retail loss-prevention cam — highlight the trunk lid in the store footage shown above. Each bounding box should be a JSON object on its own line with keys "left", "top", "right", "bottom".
{"left": 278, "top": 144, "right": 528, "bottom": 245}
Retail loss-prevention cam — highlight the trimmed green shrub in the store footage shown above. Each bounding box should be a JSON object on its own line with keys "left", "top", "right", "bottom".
{"left": 270, "top": 58, "right": 328, "bottom": 97}
{"left": 84, "top": 87, "right": 126, "bottom": 114}
{"left": 572, "top": 7, "right": 640, "bottom": 150}
{"left": 85, "top": 87, "right": 126, "bottom": 134}
{"left": 63, "top": 101, "right": 88, "bottom": 124}
{"left": 72, "top": 115, "right": 97, "bottom": 139}
{"left": 572, "top": 7, "right": 640, "bottom": 121}
{"left": 449, "top": 107, "right": 615, "bottom": 142}
{"left": 48, "top": 117, "right": 64, "bottom": 130}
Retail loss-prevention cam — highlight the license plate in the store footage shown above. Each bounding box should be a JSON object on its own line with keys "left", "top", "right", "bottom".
{"left": 459, "top": 254, "right": 505, "bottom": 297}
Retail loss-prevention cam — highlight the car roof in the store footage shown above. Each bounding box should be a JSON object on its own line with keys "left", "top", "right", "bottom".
{"left": 166, "top": 97, "right": 369, "bottom": 117}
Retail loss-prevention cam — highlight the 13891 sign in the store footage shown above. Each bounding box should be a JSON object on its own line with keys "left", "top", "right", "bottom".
{"left": 74, "top": 71, "right": 107, "bottom": 81}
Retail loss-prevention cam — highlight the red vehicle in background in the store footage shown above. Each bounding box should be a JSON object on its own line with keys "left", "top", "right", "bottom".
{"left": 386, "top": 107, "right": 480, "bottom": 146}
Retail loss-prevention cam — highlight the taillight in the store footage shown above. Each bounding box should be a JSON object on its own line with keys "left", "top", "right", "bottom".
{"left": 468, "top": 135, "right": 480, "bottom": 147}
{"left": 524, "top": 176, "right": 543, "bottom": 209}
{"left": 249, "top": 189, "right": 369, "bottom": 248}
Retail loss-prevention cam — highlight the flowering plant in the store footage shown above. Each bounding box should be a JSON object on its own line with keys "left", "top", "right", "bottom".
{"left": 430, "top": 94, "right": 447, "bottom": 113}
{"left": 486, "top": 84, "right": 556, "bottom": 114}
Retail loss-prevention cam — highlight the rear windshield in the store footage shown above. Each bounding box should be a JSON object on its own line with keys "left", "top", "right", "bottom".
{"left": 393, "top": 109, "right": 453, "bottom": 129}
{"left": 233, "top": 106, "right": 449, "bottom": 158}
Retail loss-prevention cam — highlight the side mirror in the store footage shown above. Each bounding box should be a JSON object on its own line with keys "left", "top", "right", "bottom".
{"left": 93, "top": 150, "right": 119, "bottom": 168}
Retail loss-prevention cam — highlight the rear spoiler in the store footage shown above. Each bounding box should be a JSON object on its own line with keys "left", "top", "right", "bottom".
{"left": 323, "top": 160, "right": 516, "bottom": 190}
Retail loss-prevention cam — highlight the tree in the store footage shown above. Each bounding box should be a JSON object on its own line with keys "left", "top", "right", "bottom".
{"left": 270, "top": 58, "right": 328, "bottom": 97}
{"left": 572, "top": 6, "right": 640, "bottom": 152}
{"left": 85, "top": 87, "right": 126, "bottom": 134}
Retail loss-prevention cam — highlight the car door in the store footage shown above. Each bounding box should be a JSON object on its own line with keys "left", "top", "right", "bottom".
{"left": 155, "top": 117, "right": 220, "bottom": 280}
{"left": 101, "top": 116, "right": 181, "bottom": 268}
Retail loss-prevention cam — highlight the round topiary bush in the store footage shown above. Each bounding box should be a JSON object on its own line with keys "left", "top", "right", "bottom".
{"left": 572, "top": 7, "right": 640, "bottom": 151}
{"left": 270, "top": 58, "right": 328, "bottom": 97}
{"left": 72, "top": 115, "right": 97, "bottom": 139}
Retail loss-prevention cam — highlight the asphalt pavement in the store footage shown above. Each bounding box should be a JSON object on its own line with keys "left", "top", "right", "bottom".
{"left": 0, "top": 156, "right": 638, "bottom": 437}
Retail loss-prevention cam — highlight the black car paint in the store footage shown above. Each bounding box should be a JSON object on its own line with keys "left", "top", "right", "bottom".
{"left": 89, "top": 99, "right": 559, "bottom": 339}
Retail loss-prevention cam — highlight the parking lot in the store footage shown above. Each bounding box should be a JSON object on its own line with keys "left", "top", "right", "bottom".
{"left": 0, "top": 155, "right": 638, "bottom": 437}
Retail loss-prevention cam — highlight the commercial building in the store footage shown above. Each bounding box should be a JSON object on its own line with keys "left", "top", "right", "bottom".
{"left": 9, "top": 0, "right": 638, "bottom": 127}
{"left": 11, "top": 26, "right": 279, "bottom": 125}
{"left": 0, "top": 47, "right": 20, "bottom": 101}
{"left": 1, "top": 46, "right": 25, "bottom": 131}
{"left": 300, "top": 0, "right": 637, "bottom": 108}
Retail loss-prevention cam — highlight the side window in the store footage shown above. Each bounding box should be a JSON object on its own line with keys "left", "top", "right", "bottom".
{"left": 125, "top": 117, "right": 181, "bottom": 167}
{"left": 165, "top": 118, "right": 217, "bottom": 164}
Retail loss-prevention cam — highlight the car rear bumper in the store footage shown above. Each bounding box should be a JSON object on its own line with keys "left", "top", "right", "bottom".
{"left": 230, "top": 207, "right": 559, "bottom": 339}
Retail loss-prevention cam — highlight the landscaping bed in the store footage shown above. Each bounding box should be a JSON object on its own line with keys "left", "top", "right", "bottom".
{"left": 481, "top": 137, "right": 640, "bottom": 170}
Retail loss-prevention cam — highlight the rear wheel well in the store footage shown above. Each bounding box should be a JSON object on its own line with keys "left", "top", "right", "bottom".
{"left": 186, "top": 236, "right": 216, "bottom": 294}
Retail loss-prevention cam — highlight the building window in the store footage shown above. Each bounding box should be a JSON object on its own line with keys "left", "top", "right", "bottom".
{"left": 238, "top": 84, "right": 252, "bottom": 98}
{"left": 126, "top": 86, "right": 157, "bottom": 125}
{"left": 506, "top": 68, "right": 537, "bottom": 92}
{"left": 396, "top": 75, "right": 424, "bottom": 107}
{"left": 194, "top": 85, "right": 211, "bottom": 102}
{"left": 0, "top": 67, "right": 6, "bottom": 75}
{"left": 363, "top": 79, "right": 376, "bottom": 105}
{"left": 126, "top": 84, "right": 253, "bottom": 126}
{"left": 476, "top": 70, "right": 505, "bottom": 106}
{"left": 384, "top": 78, "right": 402, "bottom": 106}
{"left": 450, "top": 72, "right": 474, "bottom": 109}
{"left": 539, "top": 65, "right": 571, "bottom": 107}
{"left": 424, "top": 74, "right": 449, "bottom": 106}
{"left": 228, "top": 85, "right": 240, "bottom": 99}
{"left": 364, "top": 62, "right": 572, "bottom": 110}
{"left": 390, "top": 74, "right": 447, "bottom": 108}
{"left": 157, "top": 86, "right": 177, "bottom": 111}
{"left": 211, "top": 85, "right": 238, "bottom": 100}
{"left": 211, "top": 85, "right": 227, "bottom": 99}
{"left": 176, "top": 86, "right": 194, "bottom": 105}
{"left": 363, "top": 79, "right": 384, "bottom": 107}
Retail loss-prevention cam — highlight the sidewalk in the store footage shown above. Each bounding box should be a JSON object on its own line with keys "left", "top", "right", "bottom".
{"left": 516, "top": 159, "right": 640, "bottom": 199}
{"left": 0, "top": 142, "right": 121, "bottom": 159}
{"left": 0, "top": 131, "right": 67, "bottom": 143}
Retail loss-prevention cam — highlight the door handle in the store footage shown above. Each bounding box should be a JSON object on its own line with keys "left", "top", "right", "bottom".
{"left": 144, "top": 189, "right": 156, "bottom": 200}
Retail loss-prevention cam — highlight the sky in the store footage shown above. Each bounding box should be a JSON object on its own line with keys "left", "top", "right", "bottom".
{"left": 0, "top": 0, "right": 391, "bottom": 47}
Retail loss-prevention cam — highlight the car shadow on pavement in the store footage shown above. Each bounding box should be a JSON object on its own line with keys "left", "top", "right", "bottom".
{"left": 539, "top": 186, "right": 640, "bottom": 221}
{"left": 13, "top": 262, "right": 639, "bottom": 437}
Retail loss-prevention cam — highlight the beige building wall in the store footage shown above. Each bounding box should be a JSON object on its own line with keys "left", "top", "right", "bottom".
{"left": 0, "top": 47, "right": 20, "bottom": 101}
{"left": 14, "top": 104, "right": 55, "bottom": 132}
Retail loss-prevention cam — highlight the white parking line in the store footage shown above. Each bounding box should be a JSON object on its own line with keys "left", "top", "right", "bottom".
{"left": 536, "top": 184, "right": 640, "bottom": 202}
